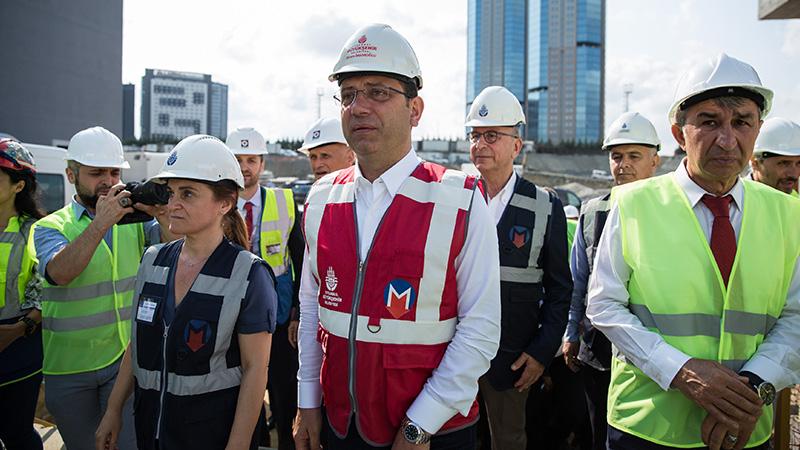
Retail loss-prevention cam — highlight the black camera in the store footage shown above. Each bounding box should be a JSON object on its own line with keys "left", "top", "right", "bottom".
{"left": 117, "top": 181, "right": 171, "bottom": 225}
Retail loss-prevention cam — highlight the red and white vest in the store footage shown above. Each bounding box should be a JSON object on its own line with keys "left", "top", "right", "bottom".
{"left": 303, "top": 162, "right": 480, "bottom": 446}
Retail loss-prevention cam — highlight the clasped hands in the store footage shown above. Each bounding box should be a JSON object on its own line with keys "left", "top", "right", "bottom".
{"left": 672, "top": 358, "right": 763, "bottom": 450}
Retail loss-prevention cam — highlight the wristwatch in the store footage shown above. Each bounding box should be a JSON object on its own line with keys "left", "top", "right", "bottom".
{"left": 401, "top": 418, "right": 432, "bottom": 445}
{"left": 741, "top": 371, "right": 776, "bottom": 406}
{"left": 18, "top": 316, "right": 38, "bottom": 337}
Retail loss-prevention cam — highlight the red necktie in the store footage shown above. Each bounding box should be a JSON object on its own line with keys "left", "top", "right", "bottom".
{"left": 244, "top": 201, "right": 254, "bottom": 239}
{"left": 700, "top": 194, "right": 736, "bottom": 286}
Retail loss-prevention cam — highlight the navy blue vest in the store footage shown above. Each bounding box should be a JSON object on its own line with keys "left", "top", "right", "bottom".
{"left": 132, "top": 239, "right": 267, "bottom": 450}
{"left": 487, "top": 177, "right": 553, "bottom": 390}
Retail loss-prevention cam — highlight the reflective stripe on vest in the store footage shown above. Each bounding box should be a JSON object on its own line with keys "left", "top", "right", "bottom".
{"left": 580, "top": 195, "right": 610, "bottom": 275}
{"left": 499, "top": 187, "right": 551, "bottom": 283}
{"left": 608, "top": 174, "right": 800, "bottom": 447}
{"left": 132, "top": 248, "right": 254, "bottom": 396}
{"left": 42, "top": 276, "right": 137, "bottom": 302}
{"left": 32, "top": 205, "right": 144, "bottom": 375}
{"left": 0, "top": 218, "right": 35, "bottom": 321}
{"left": 259, "top": 187, "right": 295, "bottom": 277}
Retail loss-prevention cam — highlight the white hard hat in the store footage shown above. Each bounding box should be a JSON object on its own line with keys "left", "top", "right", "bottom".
{"left": 66, "top": 126, "right": 129, "bottom": 168}
{"left": 329, "top": 23, "right": 423, "bottom": 89}
{"left": 465, "top": 86, "right": 526, "bottom": 127}
{"left": 299, "top": 117, "right": 348, "bottom": 154}
{"left": 152, "top": 135, "right": 244, "bottom": 189}
{"left": 669, "top": 53, "right": 773, "bottom": 124}
{"left": 754, "top": 117, "right": 800, "bottom": 157}
{"left": 603, "top": 112, "right": 661, "bottom": 150}
{"left": 563, "top": 205, "right": 579, "bottom": 219}
{"left": 225, "top": 127, "right": 267, "bottom": 155}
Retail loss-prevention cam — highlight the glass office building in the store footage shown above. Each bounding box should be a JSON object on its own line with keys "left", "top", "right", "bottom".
{"left": 467, "top": 0, "right": 605, "bottom": 144}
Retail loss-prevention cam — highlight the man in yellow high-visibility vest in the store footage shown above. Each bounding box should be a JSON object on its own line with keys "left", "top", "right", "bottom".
{"left": 587, "top": 53, "right": 800, "bottom": 450}
{"left": 226, "top": 127, "right": 304, "bottom": 450}
{"left": 31, "top": 126, "right": 165, "bottom": 450}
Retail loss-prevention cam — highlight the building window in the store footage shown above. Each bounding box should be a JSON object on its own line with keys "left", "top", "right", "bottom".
{"left": 193, "top": 92, "right": 205, "bottom": 104}
{"left": 158, "top": 113, "right": 169, "bottom": 126}
{"left": 174, "top": 118, "right": 202, "bottom": 134}
{"left": 154, "top": 85, "right": 185, "bottom": 95}
{"left": 159, "top": 98, "right": 186, "bottom": 107}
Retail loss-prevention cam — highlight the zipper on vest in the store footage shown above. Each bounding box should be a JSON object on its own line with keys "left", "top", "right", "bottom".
{"left": 348, "top": 199, "right": 393, "bottom": 419}
{"left": 155, "top": 323, "right": 169, "bottom": 441}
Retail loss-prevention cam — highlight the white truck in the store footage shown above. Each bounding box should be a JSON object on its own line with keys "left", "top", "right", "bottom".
{"left": 24, "top": 143, "right": 75, "bottom": 213}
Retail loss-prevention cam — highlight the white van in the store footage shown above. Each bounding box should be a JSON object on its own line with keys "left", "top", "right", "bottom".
{"left": 24, "top": 143, "right": 75, "bottom": 213}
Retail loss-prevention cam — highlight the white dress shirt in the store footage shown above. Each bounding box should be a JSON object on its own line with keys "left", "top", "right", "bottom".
{"left": 587, "top": 160, "right": 800, "bottom": 391}
{"left": 237, "top": 188, "right": 262, "bottom": 253}
{"left": 487, "top": 172, "right": 517, "bottom": 225}
{"left": 297, "top": 149, "right": 502, "bottom": 434}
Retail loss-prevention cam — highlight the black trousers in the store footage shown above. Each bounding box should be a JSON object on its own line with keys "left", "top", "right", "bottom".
{"left": 0, "top": 372, "right": 43, "bottom": 450}
{"left": 268, "top": 320, "right": 299, "bottom": 450}
{"left": 582, "top": 366, "right": 611, "bottom": 450}
{"left": 607, "top": 426, "right": 770, "bottom": 450}
{"left": 325, "top": 420, "right": 477, "bottom": 450}
{"left": 526, "top": 357, "right": 592, "bottom": 450}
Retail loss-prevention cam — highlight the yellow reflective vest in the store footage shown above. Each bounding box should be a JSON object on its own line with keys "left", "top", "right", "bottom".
{"left": 257, "top": 187, "right": 295, "bottom": 277}
{"left": 609, "top": 174, "right": 800, "bottom": 447}
{"left": 30, "top": 205, "right": 144, "bottom": 375}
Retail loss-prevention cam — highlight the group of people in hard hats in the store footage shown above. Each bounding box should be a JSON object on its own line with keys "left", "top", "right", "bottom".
{"left": 1, "top": 21, "right": 799, "bottom": 450}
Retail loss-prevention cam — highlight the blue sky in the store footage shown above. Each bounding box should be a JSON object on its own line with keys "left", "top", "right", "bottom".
{"left": 123, "top": 0, "right": 800, "bottom": 152}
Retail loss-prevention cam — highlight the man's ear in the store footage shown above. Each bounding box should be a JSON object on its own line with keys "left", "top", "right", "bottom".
{"left": 671, "top": 124, "right": 686, "bottom": 150}
{"left": 409, "top": 96, "right": 425, "bottom": 127}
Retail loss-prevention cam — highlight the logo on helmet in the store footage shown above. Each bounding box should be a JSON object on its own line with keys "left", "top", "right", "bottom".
{"left": 346, "top": 34, "right": 378, "bottom": 60}
{"left": 241, "top": 139, "right": 249, "bottom": 148}
{"left": 478, "top": 105, "right": 489, "bottom": 117}
{"left": 620, "top": 122, "right": 629, "bottom": 132}
{"left": 167, "top": 151, "right": 178, "bottom": 166}
{"left": 312, "top": 130, "right": 321, "bottom": 139}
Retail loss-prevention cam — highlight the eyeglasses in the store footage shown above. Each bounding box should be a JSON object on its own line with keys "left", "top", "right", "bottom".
{"left": 468, "top": 130, "right": 519, "bottom": 144}
{"left": 334, "top": 85, "right": 410, "bottom": 107}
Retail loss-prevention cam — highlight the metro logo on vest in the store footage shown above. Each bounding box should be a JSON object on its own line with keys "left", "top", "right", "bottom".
{"left": 509, "top": 225, "right": 531, "bottom": 249}
{"left": 185, "top": 320, "right": 211, "bottom": 352}
{"left": 385, "top": 279, "right": 416, "bottom": 319}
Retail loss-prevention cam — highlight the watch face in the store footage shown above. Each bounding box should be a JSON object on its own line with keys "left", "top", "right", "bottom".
{"left": 759, "top": 383, "right": 776, "bottom": 405}
{"left": 404, "top": 424, "right": 420, "bottom": 442}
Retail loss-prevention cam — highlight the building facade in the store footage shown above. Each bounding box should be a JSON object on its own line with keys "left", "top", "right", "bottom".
{"left": 140, "top": 69, "right": 228, "bottom": 141}
{"left": 123, "top": 83, "right": 135, "bottom": 141}
{"left": 467, "top": 0, "right": 605, "bottom": 144}
{"left": 0, "top": 0, "right": 123, "bottom": 145}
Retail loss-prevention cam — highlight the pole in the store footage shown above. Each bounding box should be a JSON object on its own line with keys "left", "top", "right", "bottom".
{"left": 623, "top": 83, "right": 633, "bottom": 113}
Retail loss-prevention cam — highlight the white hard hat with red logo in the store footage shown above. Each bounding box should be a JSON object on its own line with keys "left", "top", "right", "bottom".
{"left": 225, "top": 127, "right": 267, "bottom": 155}
{"left": 66, "top": 126, "right": 129, "bottom": 168}
{"left": 669, "top": 53, "right": 773, "bottom": 125}
{"left": 329, "top": 23, "right": 423, "bottom": 90}
{"left": 299, "top": 117, "right": 348, "bottom": 155}
{"left": 465, "top": 86, "right": 526, "bottom": 127}
{"left": 152, "top": 134, "right": 244, "bottom": 189}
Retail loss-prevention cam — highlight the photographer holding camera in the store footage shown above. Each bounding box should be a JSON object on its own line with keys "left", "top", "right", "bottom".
{"left": 30, "top": 126, "right": 168, "bottom": 450}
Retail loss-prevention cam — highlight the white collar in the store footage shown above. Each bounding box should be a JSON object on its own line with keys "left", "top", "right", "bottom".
{"left": 493, "top": 172, "right": 517, "bottom": 203}
{"left": 353, "top": 148, "right": 421, "bottom": 197}
{"left": 237, "top": 186, "right": 263, "bottom": 209}
{"left": 674, "top": 158, "right": 744, "bottom": 211}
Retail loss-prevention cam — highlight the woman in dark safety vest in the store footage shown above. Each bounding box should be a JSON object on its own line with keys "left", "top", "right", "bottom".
{"left": 96, "top": 134, "right": 277, "bottom": 450}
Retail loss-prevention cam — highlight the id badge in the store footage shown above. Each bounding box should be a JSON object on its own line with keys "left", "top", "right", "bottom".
{"left": 136, "top": 298, "right": 158, "bottom": 324}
